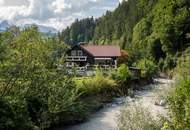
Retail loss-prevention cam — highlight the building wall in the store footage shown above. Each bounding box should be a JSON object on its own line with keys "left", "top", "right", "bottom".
{"left": 66, "top": 45, "right": 119, "bottom": 68}
{"left": 66, "top": 46, "right": 94, "bottom": 65}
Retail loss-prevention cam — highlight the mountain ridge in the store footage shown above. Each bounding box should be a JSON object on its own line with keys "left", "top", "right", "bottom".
{"left": 0, "top": 20, "right": 58, "bottom": 34}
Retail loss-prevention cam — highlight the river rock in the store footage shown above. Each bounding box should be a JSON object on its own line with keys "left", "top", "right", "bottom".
{"left": 155, "top": 99, "right": 167, "bottom": 106}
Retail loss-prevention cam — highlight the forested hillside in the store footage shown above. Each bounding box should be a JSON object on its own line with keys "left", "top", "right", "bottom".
{"left": 131, "top": 0, "right": 190, "bottom": 63}
{"left": 60, "top": 0, "right": 190, "bottom": 68}
{"left": 59, "top": 0, "right": 158, "bottom": 48}
{"left": 59, "top": 17, "right": 96, "bottom": 45}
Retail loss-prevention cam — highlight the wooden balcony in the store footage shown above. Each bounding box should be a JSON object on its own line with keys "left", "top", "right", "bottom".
{"left": 66, "top": 56, "right": 87, "bottom": 61}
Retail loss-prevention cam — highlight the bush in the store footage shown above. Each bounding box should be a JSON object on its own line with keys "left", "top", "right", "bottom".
{"left": 0, "top": 27, "right": 86, "bottom": 129}
{"left": 25, "top": 76, "right": 86, "bottom": 129}
{"left": 175, "top": 50, "right": 190, "bottom": 79}
{"left": 118, "top": 103, "right": 161, "bottom": 130}
{"left": 117, "top": 64, "right": 132, "bottom": 82}
{"left": 118, "top": 50, "right": 129, "bottom": 65}
{"left": 75, "top": 70, "right": 117, "bottom": 96}
{"left": 136, "top": 58, "right": 157, "bottom": 79}
{"left": 0, "top": 98, "right": 33, "bottom": 130}
{"left": 158, "top": 58, "right": 164, "bottom": 72}
{"left": 111, "top": 64, "right": 132, "bottom": 85}
{"left": 168, "top": 79, "right": 190, "bottom": 130}
{"left": 0, "top": 76, "right": 85, "bottom": 130}
{"left": 162, "top": 55, "right": 177, "bottom": 72}
{"left": 167, "top": 51, "right": 190, "bottom": 130}
{"left": 48, "top": 78, "right": 87, "bottom": 125}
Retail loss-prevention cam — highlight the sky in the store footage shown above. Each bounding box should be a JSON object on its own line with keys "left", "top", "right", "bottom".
{"left": 0, "top": 0, "right": 123, "bottom": 30}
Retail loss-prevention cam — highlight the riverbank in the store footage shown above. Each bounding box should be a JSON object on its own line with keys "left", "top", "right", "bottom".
{"left": 55, "top": 78, "right": 174, "bottom": 130}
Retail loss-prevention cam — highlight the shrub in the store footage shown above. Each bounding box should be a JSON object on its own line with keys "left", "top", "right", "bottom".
{"left": 75, "top": 70, "right": 117, "bottom": 96}
{"left": 174, "top": 50, "right": 190, "bottom": 79}
{"left": 136, "top": 58, "right": 157, "bottom": 79}
{"left": 158, "top": 58, "right": 164, "bottom": 72}
{"left": 0, "top": 98, "right": 33, "bottom": 130}
{"left": 0, "top": 75, "right": 86, "bottom": 130}
{"left": 168, "top": 78, "right": 190, "bottom": 130}
{"left": 110, "top": 64, "right": 132, "bottom": 85}
{"left": 48, "top": 78, "right": 87, "bottom": 125}
{"left": 162, "top": 55, "right": 177, "bottom": 72}
{"left": 118, "top": 50, "right": 129, "bottom": 65}
{"left": 118, "top": 103, "right": 161, "bottom": 130}
{"left": 0, "top": 27, "right": 88, "bottom": 130}
{"left": 24, "top": 75, "right": 86, "bottom": 129}
{"left": 117, "top": 64, "right": 132, "bottom": 82}
{"left": 167, "top": 50, "right": 190, "bottom": 130}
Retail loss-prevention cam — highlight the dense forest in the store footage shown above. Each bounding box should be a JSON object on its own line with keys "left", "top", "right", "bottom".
{"left": 59, "top": 0, "right": 157, "bottom": 48}
{"left": 0, "top": 0, "right": 190, "bottom": 130}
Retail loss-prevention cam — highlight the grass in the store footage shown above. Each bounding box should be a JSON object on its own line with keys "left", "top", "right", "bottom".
{"left": 71, "top": 71, "right": 121, "bottom": 118}
{"left": 74, "top": 74, "right": 117, "bottom": 96}
{"left": 118, "top": 102, "right": 162, "bottom": 130}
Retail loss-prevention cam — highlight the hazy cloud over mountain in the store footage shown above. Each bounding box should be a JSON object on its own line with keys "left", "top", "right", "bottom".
{"left": 0, "top": 0, "right": 120, "bottom": 30}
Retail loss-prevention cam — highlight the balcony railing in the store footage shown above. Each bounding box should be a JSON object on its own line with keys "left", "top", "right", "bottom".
{"left": 66, "top": 56, "right": 87, "bottom": 61}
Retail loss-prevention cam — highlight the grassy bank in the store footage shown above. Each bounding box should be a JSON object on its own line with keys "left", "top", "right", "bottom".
{"left": 57, "top": 62, "right": 157, "bottom": 127}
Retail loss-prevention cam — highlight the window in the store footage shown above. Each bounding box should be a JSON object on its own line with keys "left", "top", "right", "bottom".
{"left": 71, "top": 50, "right": 76, "bottom": 56}
{"left": 78, "top": 50, "right": 83, "bottom": 56}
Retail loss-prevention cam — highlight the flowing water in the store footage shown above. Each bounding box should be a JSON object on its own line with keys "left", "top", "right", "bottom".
{"left": 55, "top": 78, "right": 174, "bottom": 130}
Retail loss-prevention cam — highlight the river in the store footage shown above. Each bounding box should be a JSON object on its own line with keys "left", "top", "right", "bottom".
{"left": 55, "top": 78, "right": 174, "bottom": 130}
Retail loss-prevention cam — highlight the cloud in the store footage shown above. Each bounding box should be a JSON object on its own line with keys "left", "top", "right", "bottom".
{"left": 51, "top": 0, "right": 72, "bottom": 13}
{"left": 0, "top": 0, "right": 120, "bottom": 30}
{"left": 0, "top": 0, "right": 4, "bottom": 6}
{"left": 119, "top": 0, "right": 128, "bottom": 3}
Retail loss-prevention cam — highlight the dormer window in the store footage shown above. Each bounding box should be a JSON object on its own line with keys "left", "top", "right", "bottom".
{"left": 78, "top": 50, "right": 83, "bottom": 56}
{"left": 71, "top": 50, "right": 76, "bottom": 56}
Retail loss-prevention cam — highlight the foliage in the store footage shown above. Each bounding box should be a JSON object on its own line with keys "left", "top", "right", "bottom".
{"left": 0, "top": 27, "right": 85, "bottom": 130}
{"left": 168, "top": 79, "right": 190, "bottom": 130}
{"left": 59, "top": 0, "right": 146, "bottom": 48}
{"left": 162, "top": 55, "right": 177, "bottom": 72}
{"left": 59, "top": 17, "right": 96, "bottom": 45}
{"left": 75, "top": 70, "right": 117, "bottom": 96}
{"left": 118, "top": 50, "right": 129, "bottom": 65}
{"left": 0, "top": 98, "right": 33, "bottom": 130}
{"left": 113, "top": 64, "right": 132, "bottom": 84}
{"left": 167, "top": 50, "right": 190, "bottom": 130}
{"left": 174, "top": 48, "right": 190, "bottom": 78}
{"left": 136, "top": 59, "right": 157, "bottom": 79}
{"left": 131, "top": 0, "right": 190, "bottom": 65}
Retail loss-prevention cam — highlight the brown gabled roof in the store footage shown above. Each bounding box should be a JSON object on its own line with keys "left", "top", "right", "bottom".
{"left": 80, "top": 45, "right": 121, "bottom": 57}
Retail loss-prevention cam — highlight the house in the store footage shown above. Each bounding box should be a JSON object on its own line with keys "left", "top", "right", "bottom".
{"left": 66, "top": 44, "right": 121, "bottom": 69}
